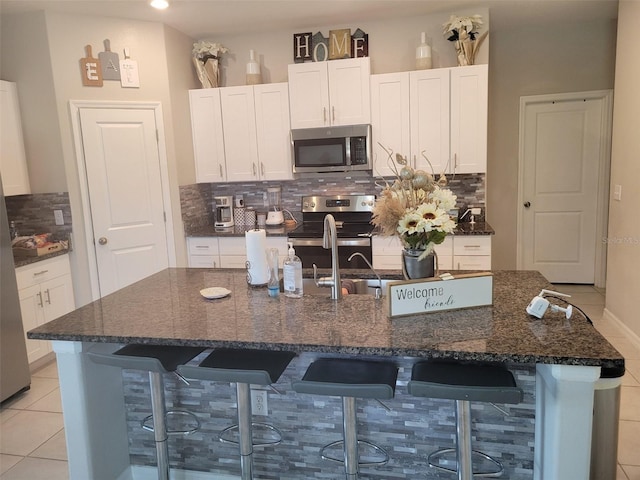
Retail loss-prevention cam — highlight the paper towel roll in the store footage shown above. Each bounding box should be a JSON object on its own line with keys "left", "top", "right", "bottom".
{"left": 245, "top": 229, "right": 268, "bottom": 285}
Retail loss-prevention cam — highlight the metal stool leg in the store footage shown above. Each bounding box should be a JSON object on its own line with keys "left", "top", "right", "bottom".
{"left": 149, "top": 371, "right": 169, "bottom": 480}
{"left": 236, "top": 382, "right": 254, "bottom": 480}
{"left": 343, "top": 396, "right": 358, "bottom": 479}
{"left": 456, "top": 400, "right": 473, "bottom": 480}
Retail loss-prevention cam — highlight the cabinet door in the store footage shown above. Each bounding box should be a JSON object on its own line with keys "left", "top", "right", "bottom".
{"left": 450, "top": 64, "right": 488, "bottom": 174}
{"left": 288, "top": 62, "right": 330, "bottom": 128}
{"left": 189, "top": 89, "right": 226, "bottom": 183}
{"left": 18, "top": 284, "right": 49, "bottom": 363}
{"left": 328, "top": 57, "right": 371, "bottom": 126}
{"left": 0, "top": 80, "right": 30, "bottom": 195}
{"left": 254, "top": 83, "right": 292, "bottom": 181}
{"left": 220, "top": 86, "right": 260, "bottom": 182}
{"left": 410, "top": 69, "right": 450, "bottom": 174}
{"left": 41, "top": 274, "right": 75, "bottom": 322}
{"left": 371, "top": 72, "right": 410, "bottom": 177}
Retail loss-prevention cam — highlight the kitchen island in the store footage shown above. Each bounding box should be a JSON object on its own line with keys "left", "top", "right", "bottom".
{"left": 29, "top": 268, "right": 623, "bottom": 480}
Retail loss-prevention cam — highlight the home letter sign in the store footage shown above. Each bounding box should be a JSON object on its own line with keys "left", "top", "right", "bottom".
{"left": 293, "top": 33, "right": 313, "bottom": 63}
{"left": 329, "top": 29, "right": 352, "bottom": 59}
{"left": 388, "top": 273, "right": 493, "bottom": 318}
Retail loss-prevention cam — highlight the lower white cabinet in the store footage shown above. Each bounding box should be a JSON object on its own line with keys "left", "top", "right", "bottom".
{"left": 16, "top": 255, "right": 75, "bottom": 364}
{"left": 187, "top": 236, "right": 289, "bottom": 269}
{"left": 372, "top": 235, "right": 490, "bottom": 271}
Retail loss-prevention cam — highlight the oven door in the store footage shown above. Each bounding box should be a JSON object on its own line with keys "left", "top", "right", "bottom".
{"left": 288, "top": 237, "right": 372, "bottom": 269}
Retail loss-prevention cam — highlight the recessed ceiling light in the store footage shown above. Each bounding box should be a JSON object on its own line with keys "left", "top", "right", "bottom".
{"left": 150, "top": 0, "right": 169, "bottom": 9}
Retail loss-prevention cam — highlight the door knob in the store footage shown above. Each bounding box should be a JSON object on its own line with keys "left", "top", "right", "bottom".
{"left": 98, "top": 237, "right": 108, "bottom": 245}
{"left": 524, "top": 201, "right": 531, "bottom": 208}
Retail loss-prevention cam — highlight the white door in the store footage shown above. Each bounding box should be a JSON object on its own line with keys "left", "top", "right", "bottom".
{"left": 79, "top": 107, "right": 169, "bottom": 296}
{"left": 519, "top": 93, "right": 610, "bottom": 283}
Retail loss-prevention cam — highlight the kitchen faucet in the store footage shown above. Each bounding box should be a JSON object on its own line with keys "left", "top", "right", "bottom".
{"left": 347, "top": 252, "right": 383, "bottom": 299}
{"left": 312, "top": 214, "right": 342, "bottom": 300}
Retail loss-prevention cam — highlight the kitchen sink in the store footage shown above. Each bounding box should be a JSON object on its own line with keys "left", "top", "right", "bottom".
{"left": 300, "top": 277, "right": 390, "bottom": 296}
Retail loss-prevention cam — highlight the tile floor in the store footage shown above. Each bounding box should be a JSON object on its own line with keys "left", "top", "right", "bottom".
{"left": 0, "top": 285, "right": 639, "bottom": 479}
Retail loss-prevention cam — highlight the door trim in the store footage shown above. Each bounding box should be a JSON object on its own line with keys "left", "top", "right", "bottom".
{"left": 516, "top": 90, "right": 613, "bottom": 287}
{"left": 69, "top": 100, "right": 176, "bottom": 300}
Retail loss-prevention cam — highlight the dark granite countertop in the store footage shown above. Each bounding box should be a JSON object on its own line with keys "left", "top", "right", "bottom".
{"left": 28, "top": 268, "right": 623, "bottom": 369}
{"left": 14, "top": 249, "right": 70, "bottom": 268}
{"left": 187, "top": 222, "right": 494, "bottom": 238}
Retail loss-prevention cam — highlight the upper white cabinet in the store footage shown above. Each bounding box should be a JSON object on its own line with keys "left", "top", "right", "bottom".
{"left": 371, "top": 64, "right": 488, "bottom": 176}
{"left": 288, "top": 57, "right": 371, "bottom": 128}
{"left": 189, "top": 88, "right": 226, "bottom": 183}
{"left": 190, "top": 83, "right": 292, "bottom": 183}
{"left": 449, "top": 65, "right": 488, "bottom": 174}
{"left": 0, "top": 80, "right": 31, "bottom": 195}
{"left": 370, "top": 72, "right": 410, "bottom": 177}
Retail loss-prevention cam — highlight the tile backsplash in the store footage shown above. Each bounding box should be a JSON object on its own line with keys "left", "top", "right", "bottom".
{"left": 180, "top": 173, "right": 485, "bottom": 232}
{"left": 5, "top": 192, "right": 73, "bottom": 240}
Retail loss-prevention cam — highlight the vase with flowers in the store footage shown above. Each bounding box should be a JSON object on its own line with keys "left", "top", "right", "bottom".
{"left": 192, "top": 41, "right": 229, "bottom": 88}
{"left": 372, "top": 146, "right": 457, "bottom": 279}
{"left": 442, "top": 14, "right": 487, "bottom": 66}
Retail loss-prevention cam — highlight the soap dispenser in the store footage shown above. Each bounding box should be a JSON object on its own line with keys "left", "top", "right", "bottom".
{"left": 283, "top": 242, "right": 303, "bottom": 298}
{"left": 246, "top": 49, "right": 262, "bottom": 85}
{"left": 415, "top": 32, "right": 432, "bottom": 70}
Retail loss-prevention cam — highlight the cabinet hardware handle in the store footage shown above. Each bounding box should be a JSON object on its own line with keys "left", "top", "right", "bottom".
{"left": 33, "top": 270, "right": 49, "bottom": 276}
{"left": 45, "top": 289, "right": 51, "bottom": 304}
{"left": 37, "top": 291, "right": 43, "bottom": 307}
{"left": 323, "top": 107, "right": 326, "bottom": 124}
{"left": 252, "top": 163, "right": 257, "bottom": 176}
{"left": 454, "top": 153, "right": 458, "bottom": 168}
{"left": 195, "top": 245, "right": 208, "bottom": 249}
{"left": 464, "top": 245, "right": 481, "bottom": 248}
{"left": 261, "top": 162, "right": 265, "bottom": 176}
{"left": 219, "top": 164, "right": 223, "bottom": 177}
{"left": 332, "top": 106, "right": 335, "bottom": 122}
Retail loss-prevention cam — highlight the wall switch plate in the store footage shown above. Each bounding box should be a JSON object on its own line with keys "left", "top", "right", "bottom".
{"left": 54, "top": 209, "right": 64, "bottom": 225}
{"left": 251, "top": 389, "right": 268, "bottom": 416}
{"left": 613, "top": 184, "right": 622, "bottom": 201}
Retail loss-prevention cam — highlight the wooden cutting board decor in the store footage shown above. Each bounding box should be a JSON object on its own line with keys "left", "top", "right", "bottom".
{"left": 119, "top": 48, "right": 140, "bottom": 88}
{"left": 99, "top": 39, "right": 120, "bottom": 80}
{"left": 80, "top": 45, "right": 103, "bottom": 87}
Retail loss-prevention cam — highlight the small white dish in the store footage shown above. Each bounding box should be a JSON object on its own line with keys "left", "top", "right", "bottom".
{"left": 200, "top": 287, "right": 231, "bottom": 299}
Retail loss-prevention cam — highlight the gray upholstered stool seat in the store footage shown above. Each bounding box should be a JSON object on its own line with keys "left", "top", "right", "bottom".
{"left": 408, "top": 361, "right": 523, "bottom": 480}
{"left": 292, "top": 358, "right": 399, "bottom": 480}
{"left": 178, "top": 348, "right": 296, "bottom": 480}
{"left": 88, "top": 344, "right": 206, "bottom": 480}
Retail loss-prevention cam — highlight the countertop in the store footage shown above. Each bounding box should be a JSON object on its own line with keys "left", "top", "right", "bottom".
{"left": 186, "top": 221, "right": 495, "bottom": 237}
{"left": 28, "top": 268, "right": 623, "bottom": 369}
{"left": 14, "top": 249, "right": 70, "bottom": 268}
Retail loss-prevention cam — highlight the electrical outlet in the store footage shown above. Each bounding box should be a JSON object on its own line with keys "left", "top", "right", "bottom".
{"left": 251, "top": 389, "right": 268, "bottom": 416}
{"left": 263, "top": 192, "right": 269, "bottom": 207}
{"left": 470, "top": 207, "right": 481, "bottom": 216}
{"left": 54, "top": 209, "right": 64, "bottom": 226}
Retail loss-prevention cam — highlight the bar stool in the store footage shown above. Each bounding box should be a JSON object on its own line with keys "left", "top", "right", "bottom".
{"left": 408, "top": 360, "right": 523, "bottom": 480}
{"left": 292, "top": 357, "right": 399, "bottom": 479}
{"left": 88, "top": 344, "right": 206, "bottom": 480}
{"left": 178, "top": 348, "right": 296, "bottom": 480}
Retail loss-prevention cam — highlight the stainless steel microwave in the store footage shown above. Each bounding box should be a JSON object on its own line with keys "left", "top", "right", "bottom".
{"left": 291, "top": 124, "right": 372, "bottom": 174}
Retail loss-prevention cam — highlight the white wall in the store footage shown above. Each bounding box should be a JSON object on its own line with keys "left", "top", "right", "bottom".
{"left": 486, "top": 19, "right": 617, "bottom": 270}
{"left": 605, "top": 0, "right": 640, "bottom": 338}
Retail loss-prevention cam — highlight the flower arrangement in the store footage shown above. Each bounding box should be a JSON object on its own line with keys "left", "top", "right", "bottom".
{"left": 442, "top": 14, "right": 487, "bottom": 66}
{"left": 372, "top": 146, "right": 457, "bottom": 261}
{"left": 192, "top": 41, "right": 229, "bottom": 88}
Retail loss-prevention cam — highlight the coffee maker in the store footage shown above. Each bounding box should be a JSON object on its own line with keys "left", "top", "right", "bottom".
{"left": 214, "top": 196, "right": 234, "bottom": 227}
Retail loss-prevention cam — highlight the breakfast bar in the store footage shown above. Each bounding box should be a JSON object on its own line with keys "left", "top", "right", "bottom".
{"left": 28, "top": 268, "right": 624, "bottom": 480}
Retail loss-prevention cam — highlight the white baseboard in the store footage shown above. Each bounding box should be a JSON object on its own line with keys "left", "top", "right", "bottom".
{"left": 117, "top": 465, "right": 239, "bottom": 480}
{"left": 603, "top": 307, "right": 640, "bottom": 350}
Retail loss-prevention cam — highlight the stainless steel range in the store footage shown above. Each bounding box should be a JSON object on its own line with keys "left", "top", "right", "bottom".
{"left": 287, "top": 195, "right": 375, "bottom": 269}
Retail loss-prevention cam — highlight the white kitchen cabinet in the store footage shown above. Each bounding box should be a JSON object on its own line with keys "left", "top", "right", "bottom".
{"left": 449, "top": 64, "right": 488, "bottom": 174}
{"left": 453, "top": 235, "right": 492, "bottom": 270}
{"left": 190, "top": 83, "right": 292, "bottom": 183}
{"left": 372, "top": 236, "right": 453, "bottom": 271}
{"left": 0, "top": 80, "right": 31, "bottom": 195}
{"left": 187, "top": 237, "right": 219, "bottom": 268}
{"left": 370, "top": 72, "right": 410, "bottom": 177}
{"left": 288, "top": 57, "right": 371, "bottom": 129}
{"left": 16, "top": 255, "right": 75, "bottom": 364}
{"left": 189, "top": 88, "right": 226, "bottom": 183}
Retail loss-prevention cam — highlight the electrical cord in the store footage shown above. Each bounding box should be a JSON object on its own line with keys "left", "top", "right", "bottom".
{"left": 546, "top": 295, "right": 593, "bottom": 325}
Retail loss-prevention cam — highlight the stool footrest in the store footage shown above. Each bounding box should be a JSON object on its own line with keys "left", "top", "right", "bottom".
{"left": 321, "top": 439, "right": 390, "bottom": 467}
{"left": 142, "top": 409, "right": 200, "bottom": 436}
{"left": 219, "top": 422, "right": 283, "bottom": 447}
{"left": 428, "top": 448, "right": 504, "bottom": 477}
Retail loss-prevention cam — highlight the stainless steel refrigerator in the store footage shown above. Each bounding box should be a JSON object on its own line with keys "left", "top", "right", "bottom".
{"left": 0, "top": 176, "right": 31, "bottom": 402}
